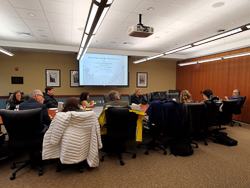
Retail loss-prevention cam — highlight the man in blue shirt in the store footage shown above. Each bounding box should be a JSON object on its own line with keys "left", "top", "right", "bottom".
{"left": 225, "top": 89, "right": 242, "bottom": 105}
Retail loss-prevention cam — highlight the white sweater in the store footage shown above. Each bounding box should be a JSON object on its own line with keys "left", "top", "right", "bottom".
{"left": 42, "top": 111, "right": 102, "bottom": 167}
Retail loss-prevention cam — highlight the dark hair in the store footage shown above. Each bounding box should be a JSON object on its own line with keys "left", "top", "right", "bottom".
{"left": 62, "top": 97, "right": 80, "bottom": 112}
{"left": 45, "top": 86, "right": 54, "bottom": 93}
{"left": 8, "top": 90, "right": 25, "bottom": 103}
{"left": 203, "top": 89, "right": 213, "bottom": 99}
{"left": 80, "top": 92, "right": 89, "bottom": 102}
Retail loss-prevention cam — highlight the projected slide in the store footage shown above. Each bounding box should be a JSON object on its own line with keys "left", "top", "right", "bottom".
{"left": 79, "top": 53, "right": 128, "bottom": 86}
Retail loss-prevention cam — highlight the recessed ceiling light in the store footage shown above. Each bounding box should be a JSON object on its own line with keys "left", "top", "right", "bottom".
{"left": 44, "top": 39, "right": 49, "bottom": 42}
{"left": 40, "top": 35, "right": 47, "bottom": 37}
{"left": 38, "top": 29, "right": 43, "bottom": 32}
{"left": 212, "top": 2, "right": 225, "bottom": 8}
{"left": 28, "top": 13, "right": 35, "bottom": 17}
{"left": 110, "top": 42, "right": 116, "bottom": 44}
{"left": 231, "top": 22, "right": 235, "bottom": 24}
{"left": 147, "top": 7, "right": 154, "bottom": 11}
{"left": 77, "top": 27, "right": 85, "bottom": 31}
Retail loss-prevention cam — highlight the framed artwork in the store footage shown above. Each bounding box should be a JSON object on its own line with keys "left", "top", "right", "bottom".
{"left": 70, "top": 70, "right": 79, "bottom": 87}
{"left": 137, "top": 72, "right": 148, "bottom": 88}
{"left": 46, "top": 69, "right": 60, "bottom": 87}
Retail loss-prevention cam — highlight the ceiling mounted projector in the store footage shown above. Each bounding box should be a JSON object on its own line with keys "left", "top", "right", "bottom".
{"left": 128, "top": 14, "right": 154, "bottom": 38}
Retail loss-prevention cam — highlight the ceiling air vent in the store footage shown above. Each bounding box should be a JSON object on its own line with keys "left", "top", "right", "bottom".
{"left": 16, "top": 32, "right": 33, "bottom": 37}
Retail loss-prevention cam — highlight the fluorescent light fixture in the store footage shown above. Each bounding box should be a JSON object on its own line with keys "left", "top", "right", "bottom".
{"left": 179, "top": 62, "right": 197, "bottom": 66}
{"left": 93, "top": 7, "right": 109, "bottom": 34}
{"left": 80, "top": 34, "right": 88, "bottom": 47}
{"left": 194, "top": 28, "right": 242, "bottom": 46}
{"left": 165, "top": 45, "right": 192, "bottom": 55}
{"left": 198, "top": 57, "right": 222, "bottom": 63}
{"left": 223, "top": 52, "right": 250, "bottom": 59}
{"left": 0, "top": 47, "right": 14, "bottom": 56}
{"left": 77, "top": 0, "right": 114, "bottom": 60}
{"left": 85, "top": 4, "right": 99, "bottom": 34}
{"left": 246, "top": 25, "right": 250, "bottom": 29}
{"left": 147, "top": 53, "right": 164, "bottom": 60}
{"left": 133, "top": 58, "right": 147, "bottom": 64}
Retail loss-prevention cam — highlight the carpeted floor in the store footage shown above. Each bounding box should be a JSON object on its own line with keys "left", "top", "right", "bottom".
{"left": 1, "top": 121, "right": 250, "bottom": 188}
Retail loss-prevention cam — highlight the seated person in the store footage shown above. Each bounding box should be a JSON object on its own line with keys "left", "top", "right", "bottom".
{"left": 19, "top": 89, "right": 51, "bottom": 127}
{"left": 62, "top": 97, "right": 85, "bottom": 112}
{"left": 43, "top": 86, "right": 58, "bottom": 108}
{"left": 131, "top": 88, "right": 148, "bottom": 105}
{"left": 225, "top": 89, "right": 242, "bottom": 105}
{"left": 7, "top": 90, "right": 25, "bottom": 110}
{"left": 80, "top": 92, "right": 94, "bottom": 108}
{"left": 180, "top": 90, "right": 194, "bottom": 103}
{"left": 202, "top": 89, "right": 220, "bottom": 101}
{"left": 103, "top": 90, "right": 129, "bottom": 109}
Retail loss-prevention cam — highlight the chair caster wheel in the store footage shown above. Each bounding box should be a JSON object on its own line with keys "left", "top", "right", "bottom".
{"left": 163, "top": 151, "right": 167, "bottom": 155}
{"left": 56, "top": 168, "right": 61, "bottom": 172}
{"left": 11, "top": 165, "right": 16, "bottom": 169}
{"left": 100, "top": 157, "right": 104, "bottom": 162}
{"left": 79, "top": 169, "right": 83, "bottom": 173}
{"left": 145, "top": 151, "right": 148, "bottom": 155}
{"left": 39, "top": 171, "right": 43, "bottom": 176}
{"left": 10, "top": 174, "right": 15, "bottom": 180}
{"left": 120, "top": 161, "right": 125, "bottom": 166}
{"left": 132, "top": 154, "right": 136, "bottom": 158}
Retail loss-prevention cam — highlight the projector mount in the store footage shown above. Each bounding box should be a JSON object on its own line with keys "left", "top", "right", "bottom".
{"left": 137, "top": 14, "right": 150, "bottom": 32}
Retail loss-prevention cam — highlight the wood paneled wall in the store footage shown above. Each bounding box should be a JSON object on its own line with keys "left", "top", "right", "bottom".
{"left": 176, "top": 47, "right": 250, "bottom": 123}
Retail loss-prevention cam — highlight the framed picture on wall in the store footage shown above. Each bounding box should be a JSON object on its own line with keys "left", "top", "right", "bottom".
{"left": 70, "top": 70, "right": 79, "bottom": 87}
{"left": 46, "top": 69, "right": 60, "bottom": 87}
{"left": 137, "top": 72, "right": 148, "bottom": 88}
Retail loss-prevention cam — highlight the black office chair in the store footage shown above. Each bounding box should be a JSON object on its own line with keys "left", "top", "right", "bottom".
{"left": 100, "top": 107, "right": 138, "bottom": 165}
{"left": 216, "top": 100, "right": 238, "bottom": 131}
{"left": 146, "top": 93, "right": 151, "bottom": 103}
{"left": 166, "top": 93, "right": 180, "bottom": 102}
{"left": 0, "top": 108, "right": 44, "bottom": 180}
{"left": 150, "top": 91, "right": 167, "bottom": 101}
{"left": 231, "top": 96, "right": 246, "bottom": 126}
{"left": 181, "top": 103, "right": 207, "bottom": 147}
{"left": 169, "top": 90, "right": 179, "bottom": 94}
{"left": 103, "top": 94, "right": 121, "bottom": 103}
{"left": 128, "top": 94, "right": 133, "bottom": 105}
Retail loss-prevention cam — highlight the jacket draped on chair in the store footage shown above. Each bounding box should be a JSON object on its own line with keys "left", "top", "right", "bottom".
{"left": 42, "top": 111, "right": 102, "bottom": 167}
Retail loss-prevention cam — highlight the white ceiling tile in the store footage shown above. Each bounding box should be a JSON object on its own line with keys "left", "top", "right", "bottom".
{"left": 105, "top": 10, "right": 130, "bottom": 22}
{"left": 49, "top": 22, "right": 71, "bottom": 30}
{"left": 51, "top": 29, "right": 71, "bottom": 37}
{"left": 29, "top": 27, "right": 52, "bottom": 35}
{"left": 159, "top": 5, "right": 192, "bottom": 19}
{"left": 46, "top": 12, "right": 72, "bottom": 24}
{"left": 99, "top": 20, "right": 121, "bottom": 30}
{"left": 180, "top": 10, "right": 214, "bottom": 22}
{"left": 15, "top": 8, "right": 47, "bottom": 20}
{"left": 173, "top": 0, "right": 209, "bottom": 8}
{"left": 111, "top": 0, "right": 142, "bottom": 12}
{"left": 0, "top": 5, "right": 19, "bottom": 17}
{"left": 146, "top": 16, "right": 175, "bottom": 28}
{"left": 167, "top": 20, "right": 195, "bottom": 30}
{"left": 41, "top": 0, "right": 72, "bottom": 15}
{"left": 23, "top": 19, "right": 50, "bottom": 28}
{"left": 197, "top": 0, "right": 241, "bottom": 13}
{"left": 0, "top": 16, "right": 26, "bottom": 25}
{"left": 7, "top": 25, "right": 31, "bottom": 33}
{"left": 8, "top": 0, "right": 43, "bottom": 10}
{"left": 73, "top": 2, "right": 91, "bottom": 17}
{"left": 0, "top": 0, "right": 12, "bottom": 7}
{"left": 238, "top": 11, "right": 250, "bottom": 19}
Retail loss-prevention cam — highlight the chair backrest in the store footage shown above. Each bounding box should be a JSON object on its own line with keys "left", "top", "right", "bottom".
{"left": 217, "top": 100, "right": 238, "bottom": 126}
{"left": 105, "top": 107, "right": 138, "bottom": 140}
{"left": 203, "top": 100, "right": 221, "bottom": 127}
{"left": 169, "top": 90, "right": 179, "bottom": 94}
{"left": 146, "top": 93, "right": 151, "bottom": 103}
{"left": 0, "top": 108, "right": 43, "bottom": 149}
{"left": 166, "top": 93, "right": 180, "bottom": 102}
{"left": 103, "top": 94, "right": 121, "bottom": 103}
{"left": 23, "top": 94, "right": 30, "bottom": 101}
{"left": 128, "top": 94, "right": 133, "bottom": 105}
{"left": 151, "top": 91, "right": 167, "bottom": 101}
{"left": 234, "top": 96, "right": 246, "bottom": 114}
{"left": 181, "top": 103, "right": 206, "bottom": 134}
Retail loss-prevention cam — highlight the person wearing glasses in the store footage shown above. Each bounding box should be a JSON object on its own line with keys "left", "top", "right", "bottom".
{"left": 224, "top": 89, "right": 243, "bottom": 105}
{"left": 19, "top": 89, "right": 51, "bottom": 127}
{"left": 7, "top": 90, "right": 25, "bottom": 110}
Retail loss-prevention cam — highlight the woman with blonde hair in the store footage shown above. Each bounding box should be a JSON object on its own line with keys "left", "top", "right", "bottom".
{"left": 131, "top": 88, "right": 148, "bottom": 105}
{"left": 180, "top": 90, "right": 194, "bottom": 103}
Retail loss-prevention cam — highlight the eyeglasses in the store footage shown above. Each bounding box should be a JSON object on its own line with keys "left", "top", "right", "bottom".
{"left": 37, "top": 94, "right": 44, "bottom": 98}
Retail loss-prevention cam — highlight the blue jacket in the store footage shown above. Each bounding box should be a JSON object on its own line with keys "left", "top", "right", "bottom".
{"left": 230, "top": 96, "right": 242, "bottom": 106}
{"left": 19, "top": 98, "right": 51, "bottom": 126}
